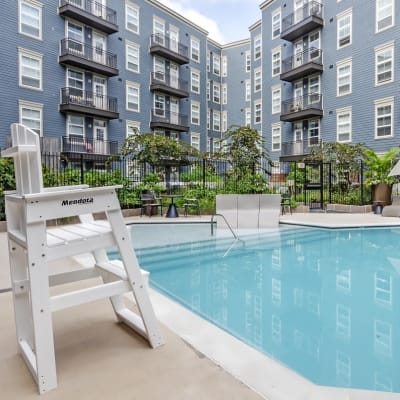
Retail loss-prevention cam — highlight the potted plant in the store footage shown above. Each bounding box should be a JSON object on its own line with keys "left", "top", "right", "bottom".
{"left": 363, "top": 147, "right": 400, "bottom": 207}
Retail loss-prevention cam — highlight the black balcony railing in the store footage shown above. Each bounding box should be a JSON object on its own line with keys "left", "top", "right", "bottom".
{"left": 60, "top": 87, "right": 118, "bottom": 114}
{"left": 61, "top": 136, "right": 118, "bottom": 155}
{"left": 151, "top": 72, "right": 188, "bottom": 92}
{"left": 281, "top": 1, "right": 323, "bottom": 40}
{"left": 150, "top": 34, "right": 189, "bottom": 59}
{"left": 59, "top": 0, "right": 117, "bottom": 26}
{"left": 281, "top": 48, "right": 322, "bottom": 74}
{"left": 60, "top": 39, "right": 117, "bottom": 69}
{"left": 281, "top": 139, "right": 322, "bottom": 158}
{"left": 281, "top": 94, "right": 322, "bottom": 115}
{"left": 151, "top": 109, "right": 189, "bottom": 129}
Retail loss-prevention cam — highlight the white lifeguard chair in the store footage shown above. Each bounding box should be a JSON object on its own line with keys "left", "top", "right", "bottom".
{"left": 2, "top": 124, "right": 164, "bottom": 394}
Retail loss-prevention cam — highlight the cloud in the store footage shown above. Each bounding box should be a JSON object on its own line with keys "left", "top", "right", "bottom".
{"left": 157, "top": 0, "right": 226, "bottom": 43}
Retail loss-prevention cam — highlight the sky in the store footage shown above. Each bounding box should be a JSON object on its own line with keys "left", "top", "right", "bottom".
{"left": 157, "top": 0, "right": 262, "bottom": 44}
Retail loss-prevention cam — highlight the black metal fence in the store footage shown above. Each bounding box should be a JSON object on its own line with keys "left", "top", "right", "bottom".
{"left": 0, "top": 152, "right": 371, "bottom": 220}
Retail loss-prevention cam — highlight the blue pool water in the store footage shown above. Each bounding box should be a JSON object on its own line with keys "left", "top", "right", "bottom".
{"left": 127, "top": 224, "right": 400, "bottom": 393}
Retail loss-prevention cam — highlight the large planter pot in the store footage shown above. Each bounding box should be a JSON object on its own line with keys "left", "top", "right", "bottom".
{"left": 372, "top": 183, "right": 392, "bottom": 206}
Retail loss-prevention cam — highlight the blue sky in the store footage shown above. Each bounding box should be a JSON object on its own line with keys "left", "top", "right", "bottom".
{"left": 157, "top": 0, "right": 262, "bottom": 44}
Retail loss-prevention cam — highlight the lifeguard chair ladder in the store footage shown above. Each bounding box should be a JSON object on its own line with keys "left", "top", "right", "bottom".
{"left": 2, "top": 124, "right": 164, "bottom": 394}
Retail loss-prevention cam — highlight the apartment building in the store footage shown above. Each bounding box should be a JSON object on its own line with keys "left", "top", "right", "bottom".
{"left": 0, "top": 0, "right": 398, "bottom": 164}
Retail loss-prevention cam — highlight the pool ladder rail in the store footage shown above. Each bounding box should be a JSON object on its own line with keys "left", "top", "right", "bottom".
{"left": 211, "top": 213, "right": 245, "bottom": 257}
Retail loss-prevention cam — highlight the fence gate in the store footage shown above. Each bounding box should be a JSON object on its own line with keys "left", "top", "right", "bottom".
{"left": 303, "top": 161, "right": 324, "bottom": 210}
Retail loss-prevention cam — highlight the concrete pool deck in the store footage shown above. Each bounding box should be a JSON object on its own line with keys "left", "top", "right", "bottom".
{"left": 1, "top": 212, "right": 400, "bottom": 399}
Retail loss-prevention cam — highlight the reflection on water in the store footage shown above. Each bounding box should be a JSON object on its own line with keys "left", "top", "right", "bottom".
{"left": 130, "top": 225, "right": 400, "bottom": 393}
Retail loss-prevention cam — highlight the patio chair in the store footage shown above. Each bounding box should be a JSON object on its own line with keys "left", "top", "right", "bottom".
{"left": 140, "top": 191, "right": 163, "bottom": 216}
{"left": 183, "top": 197, "right": 200, "bottom": 216}
{"left": 281, "top": 193, "right": 292, "bottom": 215}
{"left": 2, "top": 123, "right": 163, "bottom": 394}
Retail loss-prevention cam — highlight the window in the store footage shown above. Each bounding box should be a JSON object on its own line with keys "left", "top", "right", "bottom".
{"left": 206, "top": 80, "right": 210, "bottom": 100}
{"left": 191, "top": 133, "right": 200, "bottom": 151}
{"left": 272, "top": 86, "right": 281, "bottom": 114}
{"left": 245, "top": 51, "right": 251, "bottom": 72}
{"left": 254, "top": 101, "right": 262, "bottom": 124}
{"left": 126, "top": 82, "right": 140, "bottom": 112}
{"left": 309, "top": 119, "right": 320, "bottom": 144}
{"left": 213, "top": 82, "right": 220, "bottom": 103}
{"left": 191, "top": 37, "right": 200, "bottom": 62}
{"left": 213, "top": 111, "right": 221, "bottom": 131}
{"left": 19, "top": 100, "right": 42, "bottom": 136}
{"left": 375, "top": 270, "right": 392, "bottom": 304}
{"left": 309, "top": 75, "right": 320, "bottom": 103}
{"left": 272, "top": 47, "right": 281, "bottom": 76}
{"left": 272, "top": 9, "right": 281, "bottom": 39}
{"left": 254, "top": 35, "right": 262, "bottom": 60}
{"left": 222, "top": 84, "right": 228, "bottom": 104}
{"left": 67, "top": 69, "right": 83, "bottom": 91}
{"left": 222, "top": 56, "right": 228, "bottom": 77}
{"left": 154, "top": 94, "right": 165, "bottom": 116}
{"left": 272, "top": 123, "right": 281, "bottom": 151}
{"left": 207, "top": 109, "right": 211, "bottom": 129}
{"left": 153, "top": 18, "right": 165, "bottom": 45}
{"left": 245, "top": 108, "right": 251, "bottom": 126}
{"left": 337, "top": 9, "right": 352, "bottom": 48}
{"left": 213, "top": 54, "right": 220, "bottom": 76}
{"left": 375, "top": 97, "right": 393, "bottom": 138}
{"left": 19, "top": 0, "right": 42, "bottom": 39}
{"left": 337, "top": 58, "right": 352, "bottom": 96}
{"left": 207, "top": 52, "right": 210, "bottom": 71}
{"left": 67, "top": 21, "right": 84, "bottom": 51}
{"left": 376, "top": 0, "right": 394, "bottom": 32}
{"left": 337, "top": 107, "right": 352, "bottom": 142}
{"left": 191, "top": 101, "right": 200, "bottom": 125}
{"left": 222, "top": 111, "right": 227, "bottom": 132}
{"left": 126, "top": 2, "right": 139, "bottom": 34}
{"left": 375, "top": 42, "right": 394, "bottom": 85}
{"left": 126, "top": 41, "right": 140, "bottom": 73}
{"left": 67, "top": 115, "right": 85, "bottom": 139}
{"left": 245, "top": 80, "right": 251, "bottom": 102}
{"left": 191, "top": 69, "right": 200, "bottom": 93}
{"left": 126, "top": 120, "right": 140, "bottom": 138}
{"left": 19, "top": 48, "right": 42, "bottom": 90}
{"left": 254, "top": 68, "right": 262, "bottom": 92}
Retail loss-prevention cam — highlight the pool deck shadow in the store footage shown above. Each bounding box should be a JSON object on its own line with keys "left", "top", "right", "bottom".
{"left": 2, "top": 213, "right": 400, "bottom": 400}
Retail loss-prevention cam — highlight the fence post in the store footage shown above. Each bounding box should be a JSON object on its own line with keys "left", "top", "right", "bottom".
{"left": 360, "top": 160, "right": 364, "bottom": 205}
{"left": 80, "top": 153, "right": 84, "bottom": 184}
{"left": 202, "top": 158, "right": 206, "bottom": 192}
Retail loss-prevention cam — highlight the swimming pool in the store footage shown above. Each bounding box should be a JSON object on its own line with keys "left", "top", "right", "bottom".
{"left": 126, "top": 223, "right": 400, "bottom": 394}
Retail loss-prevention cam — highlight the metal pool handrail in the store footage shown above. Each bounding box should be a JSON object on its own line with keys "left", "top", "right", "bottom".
{"left": 211, "top": 213, "right": 241, "bottom": 240}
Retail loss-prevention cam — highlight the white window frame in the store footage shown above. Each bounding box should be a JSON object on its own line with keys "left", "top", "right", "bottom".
{"left": 191, "top": 68, "right": 200, "bottom": 93}
{"left": 191, "top": 133, "right": 201, "bottom": 151}
{"left": 272, "top": 85, "right": 281, "bottom": 114}
{"left": 272, "top": 8, "right": 281, "bottom": 39}
{"left": 272, "top": 47, "right": 281, "bottom": 77}
{"left": 375, "top": 42, "right": 394, "bottom": 86}
{"left": 207, "top": 108, "right": 211, "bottom": 129}
{"left": 222, "top": 56, "right": 228, "bottom": 77}
{"left": 191, "top": 101, "right": 200, "bottom": 125}
{"left": 126, "top": 40, "right": 140, "bottom": 73}
{"left": 254, "top": 100, "right": 262, "bottom": 124}
{"left": 19, "top": 0, "right": 42, "bottom": 40}
{"left": 245, "top": 51, "right": 251, "bottom": 72}
{"left": 337, "top": 9, "right": 352, "bottom": 49}
{"left": 18, "top": 47, "right": 42, "bottom": 91}
{"left": 206, "top": 80, "right": 210, "bottom": 101}
{"left": 272, "top": 123, "right": 281, "bottom": 152}
{"left": 154, "top": 93, "right": 165, "bottom": 117}
{"left": 191, "top": 37, "right": 200, "bottom": 62}
{"left": 336, "top": 107, "right": 352, "bottom": 143}
{"left": 222, "top": 111, "right": 228, "bottom": 132}
{"left": 19, "top": 100, "right": 43, "bottom": 136}
{"left": 245, "top": 80, "right": 251, "bottom": 102}
{"left": 153, "top": 17, "right": 165, "bottom": 44}
{"left": 125, "top": 2, "right": 140, "bottom": 35}
{"left": 254, "top": 35, "right": 262, "bottom": 60}
{"left": 254, "top": 67, "right": 262, "bottom": 92}
{"left": 67, "top": 114, "right": 85, "bottom": 139}
{"left": 309, "top": 119, "right": 320, "bottom": 145}
{"left": 376, "top": 0, "right": 394, "bottom": 33}
{"left": 245, "top": 108, "right": 251, "bottom": 126}
{"left": 213, "top": 110, "right": 221, "bottom": 131}
{"left": 213, "top": 54, "right": 221, "bottom": 76}
{"left": 126, "top": 120, "right": 140, "bottom": 138}
{"left": 375, "top": 97, "right": 394, "bottom": 139}
{"left": 126, "top": 81, "right": 140, "bottom": 112}
{"left": 222, "top": 84, "right": 228, "bottom": 104}
{"left": 337, "top": 58, "right": 352, "bottom": 96}
{"left": 213, "top": 82, "right": 221, "bottom": 104}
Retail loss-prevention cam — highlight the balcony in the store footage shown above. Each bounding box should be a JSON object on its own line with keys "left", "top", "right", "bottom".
{"left": 280, "top": 139, "right": 322, "bottom": 161}
{"left": 280, "top": 48, "right": 323, "bottom": 82}
{"left": 59, "top": 39, "right": 118, "bottom": 77}
{"left": 58, "top": 0, "right": 118, "bottom": 34}
{"left": 61, "top": 136, "right": 118, "bottom": 156}
{"left": 60, "top": 87, "right": 119, "bottom": 119}
{"left": 149, "top": 34, "right": 189, "bottom": 65}
{"left": 280, "top": 94, "right": 323, "bottom": 122}
{"left": 150, "top": 109, "right": 189, "bottom": 132}
{"left": 281, "top": 1, "right": 323, "bottom": 41}
{"left": 150, "top": 72, "right": 189, "bottom": 98}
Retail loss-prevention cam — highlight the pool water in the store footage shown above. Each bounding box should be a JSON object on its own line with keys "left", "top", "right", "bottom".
{"left": 127, "top": 224, "right": 400, "bottom": 393}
